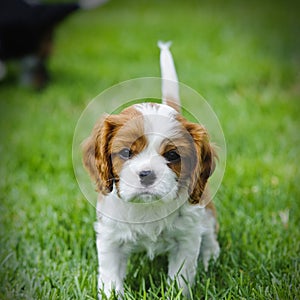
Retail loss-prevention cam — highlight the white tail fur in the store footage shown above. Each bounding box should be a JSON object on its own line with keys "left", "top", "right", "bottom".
{"left": 158, "top": 41, "right": 181, "bottom": 112}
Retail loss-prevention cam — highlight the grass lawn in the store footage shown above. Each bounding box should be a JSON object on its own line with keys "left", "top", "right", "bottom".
{"left": 0, "top": 0, "right": 299, "bottom": 299}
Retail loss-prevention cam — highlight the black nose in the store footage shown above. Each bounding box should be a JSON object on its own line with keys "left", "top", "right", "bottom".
{"left": 139, "top": 170, "right": 156, "bottom": 186}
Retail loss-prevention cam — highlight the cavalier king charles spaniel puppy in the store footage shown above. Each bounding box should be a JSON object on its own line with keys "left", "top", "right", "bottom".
{"left": 82, "top": 42, "right": 220, "bottom": 298}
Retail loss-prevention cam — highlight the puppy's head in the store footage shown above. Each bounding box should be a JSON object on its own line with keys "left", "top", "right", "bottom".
{"left": 82, "top": 103, "right": 215, "bottom": 204}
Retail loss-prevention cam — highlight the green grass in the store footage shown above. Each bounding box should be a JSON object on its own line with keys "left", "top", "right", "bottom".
{"left": 1, "top": 0, "right": 300, "bottom": 299}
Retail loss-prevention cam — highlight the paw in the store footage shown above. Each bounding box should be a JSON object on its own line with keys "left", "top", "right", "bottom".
{"left": 97, "top": 281, "right": 124, "bottom": 300}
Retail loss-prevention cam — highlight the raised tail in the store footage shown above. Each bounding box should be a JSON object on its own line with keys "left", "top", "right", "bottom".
{"left": 158, "top": 41, "right": 181, "bottom": 112}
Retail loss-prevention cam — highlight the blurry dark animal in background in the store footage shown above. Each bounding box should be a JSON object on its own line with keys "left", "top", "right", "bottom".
{"left": 0, "top": 0, "right": 108, "bottom": 89}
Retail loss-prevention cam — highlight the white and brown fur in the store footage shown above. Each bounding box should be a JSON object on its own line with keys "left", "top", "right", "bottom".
{"left": 82, "top": 41, "right": 220, "bottom": 298}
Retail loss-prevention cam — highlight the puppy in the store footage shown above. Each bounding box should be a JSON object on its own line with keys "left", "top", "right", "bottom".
{"left": 83, "top": 42, "right": 220, "bottom": 298}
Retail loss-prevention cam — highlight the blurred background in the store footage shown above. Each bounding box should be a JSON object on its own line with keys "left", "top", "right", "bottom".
{"left": 0, "top": 0, "right": 299, "bottom": 299}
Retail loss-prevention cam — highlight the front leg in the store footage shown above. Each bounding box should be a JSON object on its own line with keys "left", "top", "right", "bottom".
{"left": 200, "top": 230, "right": 220, "bottom": 271}
{"left": 96, "top": 235, "right": 128, "bottom": 298}
{"left": 168, "top": 235, "right": 202, "bottom": 296}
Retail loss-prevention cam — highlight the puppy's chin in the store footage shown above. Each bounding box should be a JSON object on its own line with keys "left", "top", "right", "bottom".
{"left": 129, "top": 193, "right": 161, "bottom": 204}
{"left": 119, "top": 186, "right": 179, "bottom": 204}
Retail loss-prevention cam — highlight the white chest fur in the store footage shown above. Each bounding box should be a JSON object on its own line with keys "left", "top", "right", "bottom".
{"left": 95, "top": 202, "right": 207, "bottom": 259}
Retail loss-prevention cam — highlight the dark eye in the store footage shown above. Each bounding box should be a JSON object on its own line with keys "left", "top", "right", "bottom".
{"left": 164, "top": 150, "right": 180, "bottom": 163}
{"left": 119, "top": 148, "right": 133, "bottom": 160}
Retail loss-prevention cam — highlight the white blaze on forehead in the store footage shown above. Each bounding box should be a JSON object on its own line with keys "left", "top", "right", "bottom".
{"left": 135, "top": 102, "right": 177, "bottom": 117}
{"left": 134, "top": 103, "right": 180, "bottom": 148}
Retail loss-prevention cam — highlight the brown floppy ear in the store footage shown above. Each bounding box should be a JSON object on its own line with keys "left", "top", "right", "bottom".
{"left": 82, "top": 116, "right": 115, "bottom": 194}
{"left": 185, "top": 122, "right": 216, "bottom": 205}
